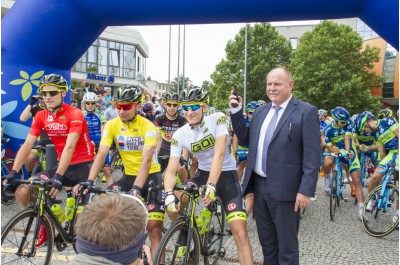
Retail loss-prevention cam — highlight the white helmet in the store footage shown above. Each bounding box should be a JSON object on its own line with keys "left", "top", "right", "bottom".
{"left": 82, "top": 92, "right": 98, "bottom": 102}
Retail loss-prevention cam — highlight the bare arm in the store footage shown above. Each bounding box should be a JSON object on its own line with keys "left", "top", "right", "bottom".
{"left": 12, "top": 135, "right": 37, "bottom": 171}
{"left": 20, "top": 105, "right": 33, "bottom": 122}
{"left": 87, "top": 144, "right": 110, "bottom": 182}
{"left": 378, "top": 144, "right": 386, "bottom": 161}
{"left": 156, "top": 130, "right": 162, "bottom": 155}
{"left": 134, "top": 145, "right": 155, "bottom": 189}
{"left": 164, "top": 156, "right": 180, "bottom": 192}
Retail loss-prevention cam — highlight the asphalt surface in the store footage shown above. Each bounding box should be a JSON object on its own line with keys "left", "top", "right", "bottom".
{"left": 1, "top": 176, "right": 399, "bottom": 264}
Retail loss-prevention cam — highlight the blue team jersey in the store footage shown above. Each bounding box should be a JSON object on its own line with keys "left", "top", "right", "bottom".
{"left": 352, "top": 125, "right": 375, "bottom": 146}
{"left": 83, "top": 109, "right": 106, "bottom": 144}
{"left": 320, "top": 120, "right": 329, "bottom": 132}
{"left": 324, "top": 121, "right": 354, "bottom": 150}
{"left": 374, "top": 117, "right": 399, "bottom": 151}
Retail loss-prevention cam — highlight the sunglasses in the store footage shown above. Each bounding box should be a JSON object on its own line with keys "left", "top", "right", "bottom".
{"left": 182, "top": 104, "right": 203, "bottom": 112}
{"left": 248, "top": 112, "right": 254, "bottom": 115}
{"left": 38, "top": 90, "right": 62, "bottom": 97}
{"left": 166, "top": 103, "right": 179, "bottom": 107}
{"left": 116, "top": 102, "right": 137, "bottom": 111}
{"left": 39, "top": 97, "right": 44, "bottom": 100}
{"left": 85, "top": 102, "right": 97, "bottom": 106}
{"left": 338, "top": 121, "right": 348, "bottom": 125}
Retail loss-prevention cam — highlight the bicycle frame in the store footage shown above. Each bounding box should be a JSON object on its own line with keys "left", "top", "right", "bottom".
{"left": 375, "top": 165, "right": 395, "bottom": 212}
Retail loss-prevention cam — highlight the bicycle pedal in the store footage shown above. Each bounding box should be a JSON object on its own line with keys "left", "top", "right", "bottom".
{"left": 218, "top": 247, "right": 226, "bottom": 258}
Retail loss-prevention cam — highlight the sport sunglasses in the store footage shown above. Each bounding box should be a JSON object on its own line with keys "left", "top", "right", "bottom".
{"left": 181, "top": 104, "right": 204, "bottom": 112}
{"left": 166, "top": 103, "right": 179, "bottom": 107}
{"left": 38, "top": 90, "right": 62, "bottom": 97}
{"left": 85, "top": 102, "right": 97, "bottom": 106}
{"left": 116, "top": 102, "right": 138, "bottom": 110}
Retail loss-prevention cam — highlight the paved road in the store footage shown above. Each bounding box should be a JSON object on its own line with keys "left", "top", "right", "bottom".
{"left": 1, "top": 176, "right": 398, "bottom": 264}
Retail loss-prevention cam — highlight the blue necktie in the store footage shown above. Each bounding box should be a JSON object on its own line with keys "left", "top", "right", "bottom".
{"left": 262, "top": 105, "right": 281, "bottom": 175}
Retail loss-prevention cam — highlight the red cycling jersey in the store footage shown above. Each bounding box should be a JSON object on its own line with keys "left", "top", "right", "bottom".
{"left": 29, "top": 103, "right": 95, "bottom": 165}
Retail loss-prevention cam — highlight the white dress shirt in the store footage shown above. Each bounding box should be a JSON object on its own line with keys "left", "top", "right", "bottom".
{"left": 254, "top": 96, "right": 292, "bottom": 177}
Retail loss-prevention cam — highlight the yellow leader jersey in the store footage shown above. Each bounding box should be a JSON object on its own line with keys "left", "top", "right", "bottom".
{"left": 101, "top": 115, "right": 160, "bottom": 175}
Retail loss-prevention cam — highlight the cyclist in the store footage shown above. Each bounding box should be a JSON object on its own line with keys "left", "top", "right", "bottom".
{"left": 378, "top": 108, "right": 394, "bottom": 120}
{"left": 353, "top": 111, "right": 379, "bottom": 167}
{"left": 155, "top": 92, "right": 188, "bottom": 179}
{"left": 142, "top": 102, "right": 160, "bottom": 123}
{"left": 163, "top": 86, "right": 253, "bottom": 264}
{"left": 2, "top": 74, "right": 95, "bottom": 246}
{"left": 318, "top": 109, "right": 330, "bottom": 177}
{"left": 323, "top": 106, "right": 365, "bottom": 220}
{"left": 82, "top": 92, "right": 113, "bottom": 186}
{"left": 19, "top": 94, "right": 53, "bottom": 177}
{"left": 256, "top": 99, "right": 266, "bottom": 107}
{"left": 356, "top": 113, "right": 399, "bottom": 221}
{"left": 81, "top": 85, "right": 164, "bottom": 258}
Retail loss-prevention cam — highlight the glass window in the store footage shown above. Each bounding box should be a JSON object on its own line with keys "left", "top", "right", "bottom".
{"left": 87, "top": 46, "right": 97, "bottom": 63}
{"left": 123, "top": 51, "right": 135, "bottom": 70}
{"left": 109, "top": 49, "right": 119, "bottom": 67}
{"left": 137, "top": 56, "right": 141, "bottom": 72}
{"left": 109, "top": 66, "right": 119, "bottom": 77}
{"left": 115, "top": 42, "right": 121, "bottom": 49}
{"left": 290, "top": 38, "right": 298, "bottom": 49}
{"left": 92, "top": 39, "right": 98, "bottom": 45}
{"left": 98, "top": 65, "right": 107, "bottom": 75}
{"left": 99, "top": 39, "right": 108, "bottom": 47}
{"left": 124, "top": 44, "right": 134, "bottom": 52}
{"left": 109, "top": 41, "right": 116, "bottom": 49}
{"left": 123, "top": 69, "right": 134, "bottom": 78}
{"left": 382, "top": 83, "right": 394, "bottom": 98}
{"left": 99, "top": 47, "right": 108, "bottom": 66}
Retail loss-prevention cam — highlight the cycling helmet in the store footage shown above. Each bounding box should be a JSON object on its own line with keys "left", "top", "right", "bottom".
{"left": 180, "top": 86, "right": 208, "bottom": 103}
{"left": 362, "top": 111, "right": 374, "bottom": 119}
{"left": 256, "top": 100, "right": 266, "bottom": 107}
{"left": 208, "top": 107, "right": 215, "bottom": 111}
{"left": 246, "top": 101, "right": 257, "bottom": 112}
{"left": 38, "top": 74, "right": 68, "bottom": 92}
{"left": 331, "top": 106, "right": 350, "bottom": 123}
{"left": 142, "top": 103, "right": 153, "bottom": 113}
{"left": 82, "top": 92, "right": 98, "bottom": 102}
{"left": 163, "top": 93, "right": 179, "bottom": 103}
{"left": 114, "top": 85, "right": 142, "bottom": 103}
{"left": 378, "top": 108, "right": 393, "bottom": 119}
{"left": 355, "top": 113, "right": 370, "bottom": 132}
{"left": 318, "top": 109, "right": 328, "bottom": 116}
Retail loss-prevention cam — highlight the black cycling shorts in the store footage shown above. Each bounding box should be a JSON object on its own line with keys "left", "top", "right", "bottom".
{"left": 33, "top": 161, "right": 92, "bottom": 187}
{"left": 109, "top": 172, "right": 165, "bottom": 221}
{"left": 157, "top": 148, "right": 170, "bottom": 173}
{"left": 186, "top": 169, "right": 246, "bottom": 222}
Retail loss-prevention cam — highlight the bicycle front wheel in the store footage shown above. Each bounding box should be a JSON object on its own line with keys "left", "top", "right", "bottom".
{"left": 110, "top": 151, "right": 124, "bottom": 182}
{"left": 154, "top": 219, "right": 201, "bottom": 265}
{"left": 1, "top": 208, "right": 54, "bottom": 264}
{"left": 204, "top": 200, "right": 225, "bottom": 265}
{"left": 330, "top": 171, "right": 338, "bottom": 221}
{"left": 362, "top": 184, "right": 399, "bottom": 237}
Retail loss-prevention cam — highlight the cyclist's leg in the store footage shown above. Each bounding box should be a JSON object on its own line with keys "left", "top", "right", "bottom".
{"left": 142, "top": 172, "right": 164, "bottom": 258}
{"left": 346, "top": 152, "right": 365, "bottom": 217}
{"left": 237, "top": 160, "right": 247, "bottom": 183}
{"left": 102, "top": 153, "right": 113, "bottom": 186}
{"left": 368, "top": 153, "right": 394, "bottom": 193}
{"left": 24, "top": 149, "right": 39, "bottom": 175}
{"left": 323, "top": 156, "right": 334, "bottom": 193}
{"left": 245, "top": 193, "right": 254, "bottom": 215}
{"left": 157, "top": 148, "right": 169, "bottom": 174}
{"left": 217, "top": 170, "right": 253, "bottom": 264}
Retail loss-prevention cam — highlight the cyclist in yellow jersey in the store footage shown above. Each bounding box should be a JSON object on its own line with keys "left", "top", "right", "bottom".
{"left": 82, "top": 85, "right": 163, "bottom": 258}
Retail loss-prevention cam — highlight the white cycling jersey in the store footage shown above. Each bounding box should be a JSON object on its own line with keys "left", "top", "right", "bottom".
{"left": 170, "top": 112, "right": 236, "bottom": 171}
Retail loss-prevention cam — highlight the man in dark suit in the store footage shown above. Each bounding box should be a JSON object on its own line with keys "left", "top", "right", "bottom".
{"left": 229, "top": 67, "right": 320, "bottom": 265}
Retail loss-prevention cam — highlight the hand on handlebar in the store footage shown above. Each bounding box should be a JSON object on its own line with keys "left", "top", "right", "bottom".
{"left": 2, "top": 170, "right": 17, "bottom": 186}
{"left": 201, "top": 183, "right": 216, "bottom": 206}
{"left": 165, "top": 191, "right": 178, "bottom": 212}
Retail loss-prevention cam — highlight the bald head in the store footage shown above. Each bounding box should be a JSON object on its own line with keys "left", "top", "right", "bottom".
{"left": 266, "top": 67, "right": 294, "bottom": 105}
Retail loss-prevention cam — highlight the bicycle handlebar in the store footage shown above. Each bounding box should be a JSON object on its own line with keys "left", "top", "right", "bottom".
{"left": 322, "top": 152, "right": 349, "bottom": 158}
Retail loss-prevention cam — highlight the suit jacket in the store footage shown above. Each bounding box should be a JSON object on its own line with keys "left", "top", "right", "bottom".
{"left": 231, "top": 96, "right": 320, "bottom": 201}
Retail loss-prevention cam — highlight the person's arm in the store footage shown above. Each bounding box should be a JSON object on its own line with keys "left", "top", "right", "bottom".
{"left": 164, "top": 156, "right": 180, "bottom": 192}
{"left": 353, "top": 134, "right": 360, "bottom": 149}
{"left": 378, "top": 143, "right": 386, "bottom": 161}
{"left": 156, "top": 130, "right": 162, "bottom": 155}
{"left": 55, "top": 132, "right": 80, "bottom": 176}
{"left": 228, "top": 95, "right": 249, "bottom": 145}
{"left": 232, "top": 134, "right": 238, "bottom": 156}
{"left": 11, "top": 135, "right": 37, "bottom": 172}
{"left": 87, "top": 144, "right": 110, "bottom": 182}
{"left": 132, "top": 145, "right": 154, "bottom": 195}
{"left": 20, "top": 105, "right": 33, "bottom": 122}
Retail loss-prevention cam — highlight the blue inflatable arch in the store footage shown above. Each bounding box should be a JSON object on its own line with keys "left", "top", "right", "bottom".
{"left": 1, "top": 0, "right": 398, "bottom": 151}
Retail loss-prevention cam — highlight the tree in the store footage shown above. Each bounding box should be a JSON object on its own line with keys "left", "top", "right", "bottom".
{"left": 290, "top": 20, "right": 382, "bottom": 115}
{"left": 170, "top": 75, "right": 191, "bottom": 94}
{"left": 210, "top": 23, "right": 292, "bottom": 110}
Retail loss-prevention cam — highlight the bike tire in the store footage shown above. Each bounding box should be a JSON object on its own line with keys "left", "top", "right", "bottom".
{"left": 204, "top": 200, "right": 226, "bottom": 265}
{"left": 1, "top": 159, "right": 23, "bottom": 205}
{"left": 154, "top": 219, "right": 201, "bottom": 265}
{"left": 110, "top": 150, "right": 124, "bottom": 182}
{"left": 330, "top": 171, "right": 338, "bottom": 221}
{"left": 362, "top": 184, "right": 399, "bottom": 237}
{"left": 1, "top": 208, "right": 54, "bottom": 264}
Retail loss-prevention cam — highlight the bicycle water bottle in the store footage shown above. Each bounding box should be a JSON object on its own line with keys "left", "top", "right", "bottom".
{"left": 200, "top": 208, "right": 212, "bottom": 235}
{"left": 195, "top": 213, "right": 204, "bottom": 231}
{"left": 65, "top": 197, "right": 76, "bottom": 220}
{"left": 51, "top": 204, "right": 66, "bottom": 223}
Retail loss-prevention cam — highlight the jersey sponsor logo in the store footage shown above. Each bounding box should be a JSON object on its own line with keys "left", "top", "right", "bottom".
{"left": 227, "top": 203, "right": 237, "bottom": 211}
{"left": 47, "top": 115, "right": 53, "bottom": 121}
{"left": 45, "top": 123, "right": 68, "bottom": 130}
{"left": 165, "top": 133, "right": 172, "bottom": 140}
{"left": 191, "top": 134, "right": 215, "bottom": 153}
{"left": 59, "top": 116, "right": 65, "bottom": 120}
{"left": 118, "top": 135, "right": 144, "bottom": 151}
{"left": 71, "top": 120, "right": 83, "bottom": 124}
{"left": 103, "top": 131, "right": 108, "bottom": 138}
{"left": 171, "top": 138, "right": 178, "bottom": 147}
{"left": 204, "top": 128, "right": 209, "bottom": 134}
{"left": 147, "top": 204, "right": 155, "bottom": 211}
{"left": 216, "top": 116, "right": 227, "bottom": 125}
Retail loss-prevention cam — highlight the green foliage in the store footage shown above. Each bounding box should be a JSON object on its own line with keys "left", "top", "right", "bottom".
{"left": 210, "top": 23, "right": 292, "bottom": 110}
{"left": 290, "top": 20, "right": 382, "bottom": 115}
{"left": 170, "top": 75, "right": 191, "bottom": 94}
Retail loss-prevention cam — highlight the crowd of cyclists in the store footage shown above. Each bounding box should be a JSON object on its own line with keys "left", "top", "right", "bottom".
{"left": 1, "top": 73, "right": 399, "bottom": 264}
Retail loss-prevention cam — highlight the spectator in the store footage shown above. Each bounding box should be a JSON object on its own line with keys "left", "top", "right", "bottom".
{"left": 71, "top": 99, "right": 78, "bottom": 108}
{"left": 105, "top": 99, "right": 119, "bottom": 121}
{"left": 104, "top": 89, "right": 112, "bottom": 107}
{"left": 72, "top": 194, "right": 152, "bottom": 265}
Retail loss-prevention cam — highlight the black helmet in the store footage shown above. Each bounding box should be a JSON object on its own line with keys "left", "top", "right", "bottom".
{"left": 378, "top": 108, "right": 393, "bottom": 119}
{"left": 164, "top": 93, "right": 179, "bottom": 103}
{"left": 180, "top": 86, "right": 208, "bottom": 103}
{"left": 38, "top": 74, "right": 68, "bottom": 92}
{"left": 114, "top": 85, "right": 142, "bottom": 103}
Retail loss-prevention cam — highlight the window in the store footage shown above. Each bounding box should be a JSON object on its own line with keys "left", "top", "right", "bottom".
{"left": 109, "top": 49, "right": 119, "bottom": 67}
{"left": 87, "top": 46, "right": 97, "bottom": 63}
{"left": 290, "top": 38, "right": 298, "bottom": 50}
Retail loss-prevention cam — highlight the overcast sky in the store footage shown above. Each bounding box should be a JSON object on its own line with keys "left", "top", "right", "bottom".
{"left": 133, "top": 21, "right": 321, "bottom": 86}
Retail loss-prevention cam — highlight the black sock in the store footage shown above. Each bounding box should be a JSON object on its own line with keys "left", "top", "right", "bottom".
{"left": 66, "top": 190, "right": 73, "bottom": 198}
